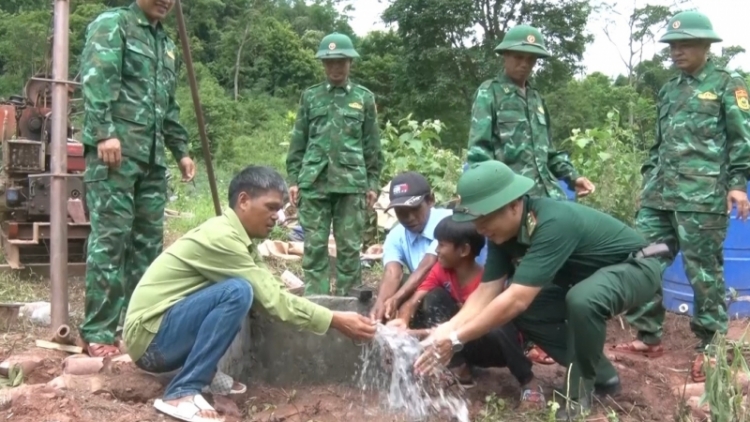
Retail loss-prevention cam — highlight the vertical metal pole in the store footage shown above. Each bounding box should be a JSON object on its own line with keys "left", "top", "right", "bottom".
{"left": 50, "top": 0, "right": 70, "bottom": 329}
{"left": 174, "top": 0, "right": 222, "bottom": 216}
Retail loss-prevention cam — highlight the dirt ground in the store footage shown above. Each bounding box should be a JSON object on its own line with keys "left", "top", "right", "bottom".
{"left": 0, "top": 310, "right": 744, "bottom": 422}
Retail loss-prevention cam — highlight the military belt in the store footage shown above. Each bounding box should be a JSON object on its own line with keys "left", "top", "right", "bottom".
{"left": 632, "top": 243, "right": 671, "bottom": 259}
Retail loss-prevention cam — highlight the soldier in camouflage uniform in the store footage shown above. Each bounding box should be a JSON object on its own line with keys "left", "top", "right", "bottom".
{"left": 79, "top": 0, "right": 195, "bottom": 358}
{"left": 467, "top": 24, "right": 595, "bottom": 200}
{"left": 286, "top": 32, "right": 383, "bottom": 296}
{"left": 612, "top": 11, "right": 750, "bottom": 383}
{"left": 467, "top": 24, "right": 595, "bottom": 367}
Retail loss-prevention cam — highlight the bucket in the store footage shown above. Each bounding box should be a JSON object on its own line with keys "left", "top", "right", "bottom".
{"left": 662, "top": 182, "right": 750, "bottom": 318}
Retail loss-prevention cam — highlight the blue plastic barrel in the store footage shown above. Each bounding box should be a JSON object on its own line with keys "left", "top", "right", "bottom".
{"left": 460, "top": 163, "right": 575, "bottom": 265}
{"left": 662, "top": 181, "right": 750, "bottom": 318}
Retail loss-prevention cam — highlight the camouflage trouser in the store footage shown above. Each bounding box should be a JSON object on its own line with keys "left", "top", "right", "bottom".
{"left": 79, "top": 151, "right": 167, "bottom": 345}
{"left": 298, "top": 190, "right": 365, "bottom": 296}
{"left": 626, "top": 207, "right": 729, "bottom": 347}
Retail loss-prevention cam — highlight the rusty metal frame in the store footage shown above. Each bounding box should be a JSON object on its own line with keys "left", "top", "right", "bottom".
{"left": 49, "top": 0, "right": 73, "bottom": 329}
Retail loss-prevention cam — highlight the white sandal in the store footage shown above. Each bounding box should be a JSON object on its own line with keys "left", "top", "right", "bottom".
{"left": 153, "top": 394, "right": 225, "bottom": 422}
{"left": 201, "top": 371, "right": 246, "bottom": 395}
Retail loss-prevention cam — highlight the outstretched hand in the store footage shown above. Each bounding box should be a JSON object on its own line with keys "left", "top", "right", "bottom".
{"left": 414, "top": 332, "right": 453, "bottom": 375}
{"left": 331, "top": 311, "right": 377, "bottom": 342}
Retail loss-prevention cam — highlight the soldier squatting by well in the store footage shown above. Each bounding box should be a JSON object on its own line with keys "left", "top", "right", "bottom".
{"left": 27, "top": 1, "right": 747, "bottom": 421}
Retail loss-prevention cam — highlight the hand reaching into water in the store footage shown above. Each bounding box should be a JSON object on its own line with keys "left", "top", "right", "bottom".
{"left": 331, "top": 311, "right": 377, "bottom": 342}
{"left": 386, "top": 318, "right": 408, "bottom": 330}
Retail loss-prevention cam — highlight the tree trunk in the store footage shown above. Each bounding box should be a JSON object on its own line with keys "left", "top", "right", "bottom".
{"left": 234, "top": 24, "right": 251, "bottom": 101}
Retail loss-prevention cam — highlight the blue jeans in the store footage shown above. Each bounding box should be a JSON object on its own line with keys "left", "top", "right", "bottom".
{"left": 134, "top": 278, "right": 253, "bottom": 400}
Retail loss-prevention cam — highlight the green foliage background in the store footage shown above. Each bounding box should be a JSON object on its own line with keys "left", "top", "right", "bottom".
{"left": 0, "top": 0, "right": 747, "bottom": 230}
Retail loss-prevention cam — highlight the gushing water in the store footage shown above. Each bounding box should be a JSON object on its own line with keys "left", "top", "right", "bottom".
{"left": 356, "top": 324, "right": 469, "bottom": 421}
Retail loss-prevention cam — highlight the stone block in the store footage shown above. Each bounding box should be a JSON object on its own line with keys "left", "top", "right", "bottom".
{"left": 247, "top": 295, "right": 372, "bottom": 386}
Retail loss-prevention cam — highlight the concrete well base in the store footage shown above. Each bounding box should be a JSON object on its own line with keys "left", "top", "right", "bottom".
{"left": 217, "top": 295, "right": 373, "bottom": 387}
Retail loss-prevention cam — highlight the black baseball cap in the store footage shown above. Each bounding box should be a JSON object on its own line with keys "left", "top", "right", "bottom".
{"left": 386, "top": 172, "right": 432, "bottom": 210}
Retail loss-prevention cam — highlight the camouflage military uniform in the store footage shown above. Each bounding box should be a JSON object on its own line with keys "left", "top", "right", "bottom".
{"left": 79, "top": 3, "right": 189, "bottom": 345}
{"left": 627, "top": 12, "right": 750, "bottom": 349}
{"left": 286, "top": 33, "right": 383, "bottom": 296}
{"left": 467, "top": 25, "right": 579, "bottom": 201}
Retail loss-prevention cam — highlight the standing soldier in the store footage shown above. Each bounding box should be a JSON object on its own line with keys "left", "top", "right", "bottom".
{"left": 467, "top": 24, "right": 595, "bottom": 200}
{"left": 466, "top": 24, "right": 596, "bottom": 368}
{"left": 612, "top": 11, "right": 750, "bottom": 383}
{"left": 286, "top": 32, "right": 383, "bottom": 296}
{"left": 79, "top": 0, "right": 195, "bottom": 358}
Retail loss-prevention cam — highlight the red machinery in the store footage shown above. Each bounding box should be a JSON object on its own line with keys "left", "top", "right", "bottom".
{"left": 0, "top": 74, "right": 89, "bottom": 269}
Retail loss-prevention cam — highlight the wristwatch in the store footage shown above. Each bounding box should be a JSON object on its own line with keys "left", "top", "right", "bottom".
{"left": 449, "top": 331, "right": 464, "bottom": 352}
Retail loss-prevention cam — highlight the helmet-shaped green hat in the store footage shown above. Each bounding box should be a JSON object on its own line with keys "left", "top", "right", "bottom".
{"left": 659, "top": 11, "right": 722, "bottom": 43}
{"left": 315, "top": 32, "right": 360, "bottom": 59}
{"left": 452, "top": 160, "right": 534, "bottom": 222}
{"left": 494, "top": 24, "right": 551, "bottom": 58}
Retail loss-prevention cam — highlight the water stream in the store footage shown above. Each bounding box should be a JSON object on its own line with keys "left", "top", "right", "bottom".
{"left": 356, "top": 324, "right": 469, "bottom": 421}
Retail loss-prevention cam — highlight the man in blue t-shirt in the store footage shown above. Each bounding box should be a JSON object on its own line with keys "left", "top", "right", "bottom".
{"left": 371, "top": 172, "right": 483, "bottom": 322}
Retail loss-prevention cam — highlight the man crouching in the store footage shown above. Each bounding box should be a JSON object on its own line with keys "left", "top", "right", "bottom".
{"left": 124, "top": 165, "right": 376, "bottom": 422}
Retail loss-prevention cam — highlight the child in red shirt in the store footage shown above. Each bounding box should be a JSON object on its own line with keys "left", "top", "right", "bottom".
{"left": 388, "top": 217, "right": 534, "bottom": 393}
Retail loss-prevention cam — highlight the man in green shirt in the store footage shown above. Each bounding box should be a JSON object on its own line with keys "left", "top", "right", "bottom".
{"left": 413, "top": 160, "right": 668, "bottom": 420}
{"left": 124, "top": 165, "right": 376, "bottom": 422}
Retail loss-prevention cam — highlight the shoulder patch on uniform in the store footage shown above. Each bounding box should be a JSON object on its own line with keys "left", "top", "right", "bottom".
{"left": 697, "top": 91, "right": 718, "bottom": 100}
{"left": 349, "top": 102, "right": 363, "bottom": 110}
{"left": 526, "top": 213, "right": 537, "bottom": 237}
{"left": 735, "top": 89, "right": 750, "bottom": 111}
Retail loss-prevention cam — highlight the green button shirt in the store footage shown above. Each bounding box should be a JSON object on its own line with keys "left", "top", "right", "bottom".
{"left": 286, "top": 80, "right": 383, "bottom": 193}
{"left": 640, "top": 61, "right": 750, "bottom": 213}
{"left": 80, "top": 2, "right": 189, "bottom": 167}
{"left": 467, "top": 73, "right": 579, "bottom": 199}
{"left": 124, "top": 209, "right": 333, "bottom": 362}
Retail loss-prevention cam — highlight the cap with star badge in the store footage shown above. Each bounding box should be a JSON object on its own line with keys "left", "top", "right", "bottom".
{"left": 452, "top": 161, "right": 534, "bottom": 222}
{"left": 315, "top": 32, "right": 360, "bottom": 59}
{"left": 386, "top": 172, "right": 432, "bottom": 210}
{"left": 659, "top": 11, "right": 721, "bottom": 43}
{"left": 494, "top": 24, "right": 551, "bottom": 58}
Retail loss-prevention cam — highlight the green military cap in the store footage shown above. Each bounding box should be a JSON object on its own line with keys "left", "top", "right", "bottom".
{"left": 659, "top": 11, "right": 722, "bottom": 43}
{"left": 315, "top": 32, "right": 360, "bottom": 59}
{"left": 494, "top": 24, "right": 551, "bottom": 58}
{"left": 452, "top": 160, "right": 534, "bottom": 222}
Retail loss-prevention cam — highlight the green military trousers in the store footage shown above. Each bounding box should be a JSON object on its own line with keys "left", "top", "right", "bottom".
{"left": 626, "top": 207, "right": 729, "bottom": 348}
{"left": 513, "top": 256, "right": 663, "bottom": 399}
{"left": 79, "top": 151, "right": 167, "bottom": 345}
{"left": 298, "top": 189, "right": 365, "bottom": 296}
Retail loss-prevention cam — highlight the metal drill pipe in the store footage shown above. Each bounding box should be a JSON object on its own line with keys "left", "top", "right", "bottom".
{"left": 50, "top": 0, "right": 71, "bottom": 329}
{"left": 174, "top": 0, "right": 222, "bottom": 216}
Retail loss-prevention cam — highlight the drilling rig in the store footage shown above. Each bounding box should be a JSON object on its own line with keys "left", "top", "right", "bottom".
{"left": 0, "top": 74, "right": 90, "bottom": 269}
{"left": 2, "top": 1, "right": 221, "bottom": 331}
{"left": 0, "top": 71, "right": 88, "bottom": 270}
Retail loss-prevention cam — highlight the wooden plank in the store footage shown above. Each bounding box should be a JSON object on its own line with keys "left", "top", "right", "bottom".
{"left": 35, "top": 339, "right": 83, "bottom": 354}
